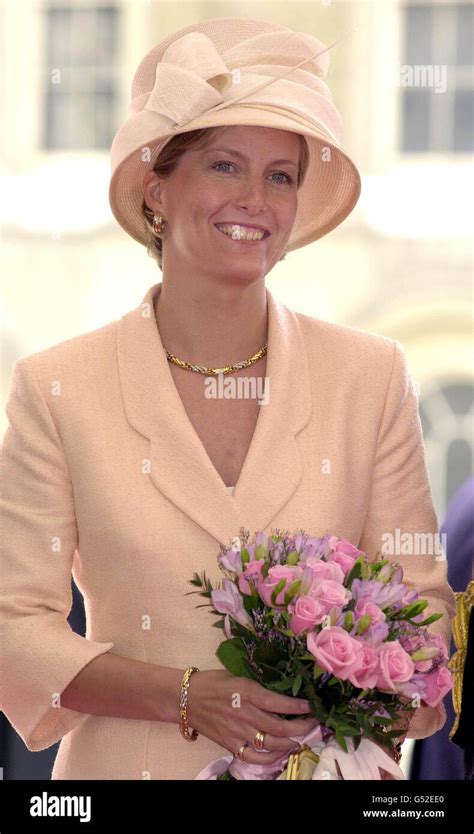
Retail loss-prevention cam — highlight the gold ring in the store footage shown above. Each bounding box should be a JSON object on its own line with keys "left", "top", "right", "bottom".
{"left": 253, "top": 730, "right": 266, "bottom": 750}
{"left": 236, "top": 744, "right": 247, "bottom": 760}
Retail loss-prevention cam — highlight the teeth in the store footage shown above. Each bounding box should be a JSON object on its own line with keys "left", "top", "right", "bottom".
{"left": 216, "top": 224, "right": 266, "bottom": 241}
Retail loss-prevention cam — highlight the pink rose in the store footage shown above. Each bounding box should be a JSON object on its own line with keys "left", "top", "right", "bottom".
{"left": 348, "top": 644, "right": 379, "bottom": 690}
{"left": 258, "top": 565, "right": 302, "bottom": 608}
{"left": 376, "top": 641, "right": 415, "bottom": 692}
{"left": 354, "top": 598, "right": 386, "bottom": 625}
{"left": 307, "top": 626, "right": 364, "bottom": 680}
{"left": 328, "top": 537, "right": 360, "bottom": 576}
{"left": 309, "top": 579, "right": 352, "bottom": 615}
{"left": 421, "top": 666, "right": 453, "bottom": 707}
{"left": 288, "top": 596, "right": 327, "bottom": 635}
{"left": 238, "top": 559, "right": 265, "bottom": 596}
{"left": 306, "top": 558, "right": 345, "bottom": 584}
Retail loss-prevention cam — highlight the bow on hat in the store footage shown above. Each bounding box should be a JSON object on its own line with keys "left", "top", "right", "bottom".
{"left": 129, "top": 29, "right": 341, "bottom": 133}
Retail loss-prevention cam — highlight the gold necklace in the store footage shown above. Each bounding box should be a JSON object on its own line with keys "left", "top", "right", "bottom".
{"left": 165, "top": 342, "right": 268, "bottom": 376}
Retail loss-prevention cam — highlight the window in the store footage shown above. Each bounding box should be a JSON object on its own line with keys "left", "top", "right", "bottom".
{"left": 43, "top": 5, "right": 120, "bottom": 150}
{"left": 419, "top": 381, "right": 474, "bottom": 513}
{"left": 401, "top": 3, "right": 473, "bottom": 152}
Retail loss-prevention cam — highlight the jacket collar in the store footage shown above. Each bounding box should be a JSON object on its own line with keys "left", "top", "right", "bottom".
{"left": 117, "top": 282, "right": 312, "bottom": 547}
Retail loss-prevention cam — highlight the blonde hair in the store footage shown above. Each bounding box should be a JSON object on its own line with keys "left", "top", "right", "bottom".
{"left": 142, "top": 126, "right": 309, "bottom": 270}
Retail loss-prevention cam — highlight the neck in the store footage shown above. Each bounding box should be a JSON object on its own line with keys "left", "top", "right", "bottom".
{"left": 153, "top": 275, "right": 268, "bottom": 366}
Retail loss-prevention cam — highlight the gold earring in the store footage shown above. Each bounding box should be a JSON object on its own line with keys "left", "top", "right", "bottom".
{"left": 153, "top": 213, "right": 166, "bottom": 235}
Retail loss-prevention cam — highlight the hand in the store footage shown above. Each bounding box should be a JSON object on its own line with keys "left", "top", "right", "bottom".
{"left": 186, "top": 670, "right": 320, "bottom": 766}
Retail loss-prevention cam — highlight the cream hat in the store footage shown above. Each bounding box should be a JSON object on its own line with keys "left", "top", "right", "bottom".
{"left": 109, "top": 16, "right": 361, "bottom": 252}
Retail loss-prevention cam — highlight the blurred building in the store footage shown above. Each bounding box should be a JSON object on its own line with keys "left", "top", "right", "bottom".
{"left": 1, "top": 0, "right": 472, "bottom": 778}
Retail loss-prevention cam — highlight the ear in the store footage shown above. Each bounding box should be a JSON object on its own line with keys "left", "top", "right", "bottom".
{"left": 143, "top": 170, "right": 165, "bottom": 214}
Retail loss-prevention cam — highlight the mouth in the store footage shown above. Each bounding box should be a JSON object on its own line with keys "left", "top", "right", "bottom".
{"left": 214, "top": 223, "right": 271, "bottom": 243}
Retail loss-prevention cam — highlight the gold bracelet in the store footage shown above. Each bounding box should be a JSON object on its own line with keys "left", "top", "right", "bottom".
{"left": 179, "top": 666, "right": 200, "bottom": 741}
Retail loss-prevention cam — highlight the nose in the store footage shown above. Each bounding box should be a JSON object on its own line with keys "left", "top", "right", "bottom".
{"left": 236, "top": 175, "right": 269, "bottom": 214}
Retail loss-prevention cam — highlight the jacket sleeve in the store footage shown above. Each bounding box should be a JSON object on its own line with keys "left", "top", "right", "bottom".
{"left": 358, "top": 340, "right": 456, "bottom": 740}
{"left": 0, "top": 356, "right": 115, "bottom": 752}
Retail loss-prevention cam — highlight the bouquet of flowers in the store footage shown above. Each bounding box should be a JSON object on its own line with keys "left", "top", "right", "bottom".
{"left": 187, "top": 530, "right": 453, "bottom": 780}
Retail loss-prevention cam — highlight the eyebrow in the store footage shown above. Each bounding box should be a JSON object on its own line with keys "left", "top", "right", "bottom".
{"left": 203, "top": 146, "right": 299, "bottom": 168}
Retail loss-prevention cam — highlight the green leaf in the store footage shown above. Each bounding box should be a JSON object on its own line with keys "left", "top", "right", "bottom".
{"left": 286, "top": 550, "right": 299, "bottom": 566}
{"left": 345, "top": 556, "right": 365, "bottom": 588}
{"left": 284, "top": 579, "right": 302, "bottom": 604}
{"left": 344, "top": 611, "right": 354, "bottom": 631}
{"left": 393, "top": 600, "right": 428, "bottom": 620}
{"left": 357, "top": 688, "right": 370, "bottom": 700}
{"left": 269, "top": 677, "right": 294, "bottom": 692}
{"left": 415, "top": 613, "right": 443, "bottom": 627}
{"left": 356, "top": 614, "right": 372, "bottom": 635}
{"left": 335, "top": 729, "right": 348, "bottom": 753}
{"left": 292, "top": 674, "right": 303, "bottom": 697}
{"left": 271, "top": 579, "right": 286, "bottom": 606}
{"left": 313, "top": 663, "right": 324, "bottom": 680}
{"left": 216, "top": 638, "right": 251, "bottom": 678}
{"left": 255, "top": 544, "right": 268, "bottom": 561}
{"left": 340, "top": 726, "right": 359, "bottom": 736}
{"left": 241, "top": 548, "right": 250, "bottom": 564}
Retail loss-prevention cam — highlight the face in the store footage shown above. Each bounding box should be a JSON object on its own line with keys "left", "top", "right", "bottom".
{"left": 143, "top": 125, "right": 301, "bottom": 284}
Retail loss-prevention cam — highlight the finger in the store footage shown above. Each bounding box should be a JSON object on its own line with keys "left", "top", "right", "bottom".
{"left": 233, "top": 735, "right": 299, "bottom": 766}
{"left": 226, "top": 710, "right": 300, "bottom": 755}
{"left": 246, "top": 683, "right": 312, "bottom": 715}
{"left": 243, "top": 723, "right": 302, "bottom": 755}
{"left": 245, "top": 705, "right": 319, "bottom": 744}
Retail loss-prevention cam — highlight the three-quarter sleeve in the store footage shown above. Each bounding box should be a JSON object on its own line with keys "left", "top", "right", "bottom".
{"left": 358, "top": 340, "right": 456, "bottom": 740}
{"left": 0, "top": 357, "right": 115, "bottom": 752}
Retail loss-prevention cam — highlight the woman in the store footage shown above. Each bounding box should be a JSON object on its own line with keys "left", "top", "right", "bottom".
{"left": 0, "top": 17, "right": 455, "bottom": 780}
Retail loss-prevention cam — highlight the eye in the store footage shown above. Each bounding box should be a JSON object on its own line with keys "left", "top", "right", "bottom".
{"left": 212, "top": 160, "right": 293, "bottom": 185}
{"left": 212, "top": 160, "right": 235, "bottom": 174}
{"left": 270, "top": 171, "right": 293, "bottom": 185}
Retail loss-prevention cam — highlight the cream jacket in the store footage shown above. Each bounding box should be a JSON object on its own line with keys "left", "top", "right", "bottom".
{"left": 0, "top": 282, "right": 456, "bottom": 779}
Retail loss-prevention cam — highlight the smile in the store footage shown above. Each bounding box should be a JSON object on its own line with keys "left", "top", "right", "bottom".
{"left": 214, "top": 224, "right": 270, "bottom": 242}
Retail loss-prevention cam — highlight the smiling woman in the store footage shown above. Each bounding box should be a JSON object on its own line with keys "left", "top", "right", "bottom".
{"left": 142, "top": 126, "right": 310, "bottom": 270}
{"left": 0, "top": 15, "right": 455, "bottom": 783}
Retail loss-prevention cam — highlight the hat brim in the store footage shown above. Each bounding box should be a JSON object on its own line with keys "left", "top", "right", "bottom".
{"left": 109, "top": 106, "right": 361, "bottom": 253}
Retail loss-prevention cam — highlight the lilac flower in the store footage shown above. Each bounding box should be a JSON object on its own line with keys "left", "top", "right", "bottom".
{"left": 355, "top": 621, "right": 389, "bottom": 648}
{"left": 399, "top": 589, "right": 420, "bottom": 607}
{"left": 298, "top": 535, "right": 332, "bottom": 564}
{"left": 392, "top": 565, "right": 404, "bottom": 584}
{"left": 211, "top": 580, "right": 254, "bottom": 630}
{"left": 351, "top": 579, "right": 383, "bottom": 602}
{"left": 352, "top": 578, "right": 407, "bottom": 607}
{"left": 218, "top": 549, "right": 244, "bottom": 575}
{"left": 396, "top": 673, "right": 427, "bottom": 700}
{"left": 255, "top": 531, "right": 270, "bottom": 550}
{"left": 269, "top": 539, "right": 285, "bottom": 564}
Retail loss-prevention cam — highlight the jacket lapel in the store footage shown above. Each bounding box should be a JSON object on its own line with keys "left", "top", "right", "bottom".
{"left": 116, "top": 282, "right": 312, "bottom": 547}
